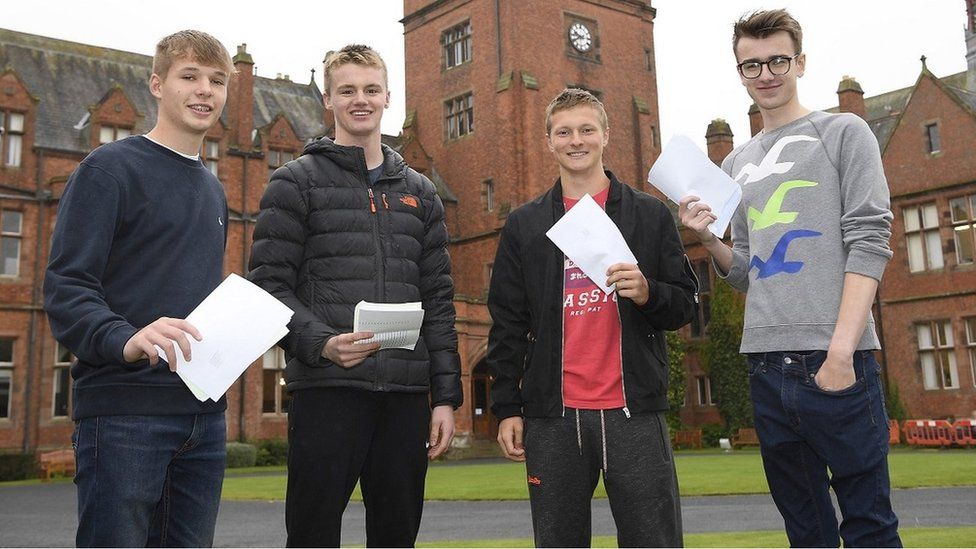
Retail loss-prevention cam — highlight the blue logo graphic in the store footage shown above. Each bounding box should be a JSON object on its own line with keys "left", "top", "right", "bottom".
{"left": 749, "top": 230, "right": 822, "bottom": 279}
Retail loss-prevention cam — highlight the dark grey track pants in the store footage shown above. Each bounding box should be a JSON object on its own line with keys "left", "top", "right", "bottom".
{"left": 524, "top": 409, "right": 683, "bottom": 548}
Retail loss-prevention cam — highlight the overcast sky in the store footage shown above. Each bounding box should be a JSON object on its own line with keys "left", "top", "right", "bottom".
{"left": 3, "top": 1, "right": 969, "bottom": 150}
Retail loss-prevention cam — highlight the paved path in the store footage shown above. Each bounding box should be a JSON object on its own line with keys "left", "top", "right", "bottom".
{"left": 1, "top": 481, "right": 973, "bottom": 546}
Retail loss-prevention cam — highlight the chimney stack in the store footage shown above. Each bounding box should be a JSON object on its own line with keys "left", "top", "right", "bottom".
{"left": 837, "top": 75, "right": 866, "bottom": 120}
{"left": 705, "top": 119, "right": 734, "bottom": 166}
{"left": 748, "top": 103, "right": 762, "bottom": 136}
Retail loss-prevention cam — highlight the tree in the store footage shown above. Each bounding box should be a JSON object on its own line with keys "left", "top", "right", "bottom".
{"left": 702, "top": 280, "right": 753, "bottom": 434}
{"left": 665, "top": 330, "right": 687, "bottom": 432}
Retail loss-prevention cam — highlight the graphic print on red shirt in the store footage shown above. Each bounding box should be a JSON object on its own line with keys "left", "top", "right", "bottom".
{"left": 562, "top": 187, "right": 625, "bottom": 410}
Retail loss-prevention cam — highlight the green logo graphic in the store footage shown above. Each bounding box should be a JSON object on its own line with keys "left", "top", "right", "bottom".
{"left": 747, "top": 180, "right": 819, "bottom": 231}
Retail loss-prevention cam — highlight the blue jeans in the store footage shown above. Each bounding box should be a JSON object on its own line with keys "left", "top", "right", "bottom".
{"left": 747, "top": 350, "right": 901, "bottom": 548}
{"left": 72, "top": 413, "right": 226, "bottom": 547}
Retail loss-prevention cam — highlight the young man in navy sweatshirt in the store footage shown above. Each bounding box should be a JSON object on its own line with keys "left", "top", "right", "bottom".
{"left": 44, "top": 30, "right": 233, "bottom": 547}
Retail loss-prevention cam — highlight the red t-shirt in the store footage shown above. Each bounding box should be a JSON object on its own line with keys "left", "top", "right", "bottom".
{"left": 561, "top": 187, "right": 625, "bottom": 410}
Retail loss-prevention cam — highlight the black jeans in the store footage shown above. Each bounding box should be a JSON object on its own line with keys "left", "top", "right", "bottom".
{"left": 285, "top": 387, "right": 431, "bottom": 548}
{"left": 747, "top": 350, "right": 901, "bottom": 548}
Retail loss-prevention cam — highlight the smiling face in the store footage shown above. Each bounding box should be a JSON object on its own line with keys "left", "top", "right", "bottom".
{"left": 150, "top": 56, "right": 228, "bottom": 139}
{"left": 735, "top": 31, "right": 805, "bottom": 115}
{"left": 324, "top": 63, "right": 389, "bottom": 143}
{"left": 546, "top": 105, "right": 609, "bottom": 178}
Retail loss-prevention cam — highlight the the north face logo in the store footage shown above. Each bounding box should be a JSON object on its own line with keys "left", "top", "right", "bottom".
{"left": 527, "top": 475, "right": 541, "bottom": 486}
{"left": 400, "top": 195, "right": 419, "bottom": 208}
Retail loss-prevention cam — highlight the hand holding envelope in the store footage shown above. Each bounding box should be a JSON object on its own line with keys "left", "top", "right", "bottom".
{"left": 545, "top": 194, "right": 638, "bottom": 294}
{"left": 647, "top": 134, "right": 742, "bottom": 238}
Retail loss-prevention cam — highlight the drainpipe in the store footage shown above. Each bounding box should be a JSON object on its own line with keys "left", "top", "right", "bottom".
{"left": 23, "top": 150, "right": 48, "bottom": 452}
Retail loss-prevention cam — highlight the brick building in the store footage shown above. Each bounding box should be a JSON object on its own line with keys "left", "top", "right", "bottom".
{"left": 0, "top": 29, "right": 329, "bottom": 451}
{"left": 684, "top": 0, "right": 976, "bottom": 425}
{"left": 401, "top": 0, "right": 663, "bottom": 441}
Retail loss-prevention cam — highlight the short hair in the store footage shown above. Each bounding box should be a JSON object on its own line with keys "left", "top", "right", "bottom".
{"left": 732, "top": 9, "right": 803, "bottom": 57}
{"left": 323, "top": 44, "right": 389, "bottom": 95}
{"left": 544, "top": 88, "right": 609, "bottom": 135}
{"left": 152, "top": 30, "right": 233, "bottom": 79}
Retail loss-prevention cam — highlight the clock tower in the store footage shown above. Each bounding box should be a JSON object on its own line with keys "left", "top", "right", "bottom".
{"left": 401, "top": 0, "right": 662, "bottom": 443}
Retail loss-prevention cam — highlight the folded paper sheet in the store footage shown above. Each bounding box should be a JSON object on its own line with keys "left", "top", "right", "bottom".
{"left": 545, "top": 193, "right": 638, "bottom": 294}
{"left": 159, "top": 274, "right": 293, "bottom": 402}
{"left": 354, "top": 301, "right": 425, "bottom": 351}
{"left": 647, "top": 134, "right": 742, "bottom": 238}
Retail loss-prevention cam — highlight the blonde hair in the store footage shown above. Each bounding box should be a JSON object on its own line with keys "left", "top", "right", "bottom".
{"left": 152, "top": 30, "right": 233, "bottom": 79}
{"left": 323, "top": 44, "right": 389, "bottom": 94}
{"left": 544, "top": 88, "right": 608, "bottom": 135}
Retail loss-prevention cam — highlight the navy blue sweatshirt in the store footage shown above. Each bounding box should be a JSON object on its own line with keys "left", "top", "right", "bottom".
{"left": 44, "top": 136, "right": 228, "bottom": 420}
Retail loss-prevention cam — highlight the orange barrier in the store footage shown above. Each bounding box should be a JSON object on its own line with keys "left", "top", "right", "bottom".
{"left": 953, "top": 419, "right": 976, "bottom": 448}
{"left": 888, "top": 419, "right": 901, "bottom": 445}
{"left": 901, "top": 419, "right": 954, "bottom": 447}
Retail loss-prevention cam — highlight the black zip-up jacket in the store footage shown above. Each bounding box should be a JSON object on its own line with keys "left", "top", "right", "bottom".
{"left": 247, "top": 137, "right": 462, "bottom": 408}
{"left": 488, "top": 173, "right": 697, "bottom": 419}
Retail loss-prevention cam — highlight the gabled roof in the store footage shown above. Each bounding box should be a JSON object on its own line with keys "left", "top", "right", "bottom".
{"left": 0, "top": 28, "right": 157, "bottom": 153}
{"left": 827, "top": 69, "right": 971, "bottom": 151}
{"left": 0, "top": 27, "right": 328, "bottom": 154}
{"left": 253, "top": 76, "right": 327, "bottom": 141}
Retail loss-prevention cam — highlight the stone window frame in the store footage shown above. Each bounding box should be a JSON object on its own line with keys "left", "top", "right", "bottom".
{"left": 0, "top": 110, "right": 26, "bottom": 168}
{"left": 902, "top": 202, "right": 944, "bottom": 273}
{"left": 916, "top": 319, "right": 959, "bottom": 390}
{"left": 52, "top": 341, "right": 73, "bottom": 419}
{"left": 444, "top": 92, "right": 474, "bottom": 141}
{"left": 1, "top": 209, "right": 24, "bottom": 278}
{"left": 441, "top": 20, "right": 473, "bottom": 70}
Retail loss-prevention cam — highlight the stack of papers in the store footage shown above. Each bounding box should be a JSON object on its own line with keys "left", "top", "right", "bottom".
{"left": 159, "top": 273, "right": 294, "bottom": 402}
{"left": 647, "top": 134, "right": 742, "bottom": 238}
{"left": 545, "top": 194, "right": 638, "bottom": 294}
{"left": 353, "top": 301, "right": 425, "bottom": 350}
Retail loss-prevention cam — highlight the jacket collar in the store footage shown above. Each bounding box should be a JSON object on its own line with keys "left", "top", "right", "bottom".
{"left": 302, "top": 136, "right": 407, "bottom": 177}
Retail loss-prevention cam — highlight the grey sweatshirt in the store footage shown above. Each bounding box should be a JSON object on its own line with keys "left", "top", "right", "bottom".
{"left": 718, "top": 111, "right": 893, "bottom": 353}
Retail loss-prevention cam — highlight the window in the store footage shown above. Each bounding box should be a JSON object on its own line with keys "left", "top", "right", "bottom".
{"left": 903, "top": 203, "right": 943, "bottom": 272}
{"left": 262, "top": 347, "right": 290, "bottom": 415}
{"left": 696, "top": 376, "right": 714, "bottom": 406}
{"left": 925, "top": 123, "right": 941, "bottom": 154}
{"left": 482, "top": 179, "right": 494, "bottom": 212}
{"left": 967, "top": 317, "right": 976, "bottom": 388}
{"left": 1, "top": 210, "right": 23, "bottom": 277}
{"left": 268, "top": 149, "right": 295, "bottom": 180}
{"left": 203, "top": 140, "right": 220, "bottom": 176}
{"left": 690, "top": 260, "right": 711, "bottom": 338}
{"left": 98, "top": 125, "right": 131, "bottom": 144}
{"left": 442, "top": 20, "right": 472, "bottom": 69}
{"left": 917, "top": 321, "right": 958, "bottom": 390}
{"left": 52, "top": 342, "right": 73, "bottom": 418}
{"left": 445, "top": 92, "right": 474, "bottom": 140}
{"left": 644, "top": 48, "right": 654, "bottom": 72}
{"left": 0, "top": 338, "right": 12, "bottom": 419}
{"left": 1, "top": 111, "right": 25, "bottom": 167}
{"left": 949, "top": 195, "right": 976, "bottom": 265}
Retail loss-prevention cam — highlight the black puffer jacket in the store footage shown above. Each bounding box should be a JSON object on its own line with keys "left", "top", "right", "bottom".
{"left": 247, "top": 138, "right": 462, "bottom": 408}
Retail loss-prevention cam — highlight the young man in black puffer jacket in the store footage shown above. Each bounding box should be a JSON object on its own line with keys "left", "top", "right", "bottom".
{"left": 247, "top": 44, "right": 461, "bottom": 548}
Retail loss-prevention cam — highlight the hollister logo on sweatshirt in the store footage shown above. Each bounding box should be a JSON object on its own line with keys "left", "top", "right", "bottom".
{"left": 734, "top": 135, "right": 818, "bottom": 184}
{"left": 400, "top": 195, "right": 419, "bottom": 208}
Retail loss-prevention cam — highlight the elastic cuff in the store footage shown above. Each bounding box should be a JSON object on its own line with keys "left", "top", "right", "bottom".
{"left": 845, "top": 248, "right": 891, "bottom": 282}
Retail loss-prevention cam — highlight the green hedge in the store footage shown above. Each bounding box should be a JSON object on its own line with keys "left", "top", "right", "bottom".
{"left": 225, "top": 442, "right": 257, "bottom": 468}
{"left": 0, "top": 452, "right": 37, "bottom": 481}
{"left": 255, "top": 439, "right": 288, "bottom": 467}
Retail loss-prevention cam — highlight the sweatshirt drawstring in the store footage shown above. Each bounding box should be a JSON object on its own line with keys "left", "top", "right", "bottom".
{"left": 600, "top": 410, "right": 608, "bottom": 472}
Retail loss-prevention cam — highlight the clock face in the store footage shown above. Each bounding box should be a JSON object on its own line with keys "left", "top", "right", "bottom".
{"left": 569, "top": 22, "right": 592, "bottom": 53}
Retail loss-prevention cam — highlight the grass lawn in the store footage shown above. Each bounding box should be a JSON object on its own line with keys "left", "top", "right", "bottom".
{"left": 219, "top": 447, "right": 976, "bottom": 501}
{"left": 416, "top": 526, "right": 976, "bottom": 548}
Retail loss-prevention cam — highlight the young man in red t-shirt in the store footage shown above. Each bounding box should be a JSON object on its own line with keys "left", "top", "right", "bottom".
{"left": 487, "top": 88, "right": 697, "bottom": 547}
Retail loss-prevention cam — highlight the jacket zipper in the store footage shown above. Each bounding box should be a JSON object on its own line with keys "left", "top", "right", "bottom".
{"left": 615, "top": 296, "right": 630, "bottom": 418}
{"left": 684, "top": 254, "right": 701, "bottom": 304}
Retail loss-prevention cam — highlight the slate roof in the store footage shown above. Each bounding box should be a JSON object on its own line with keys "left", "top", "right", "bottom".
{"left": 0, "top": 28, "right": 157, "bottom": 153}
{"left": 826, "top": 70, "right": 971, "bottom": 151}
{"left": 253, "top": 75, "right": 327, "bottom": 140}
{"left": 0, "top": 28, "right": 327, "bottom": 154}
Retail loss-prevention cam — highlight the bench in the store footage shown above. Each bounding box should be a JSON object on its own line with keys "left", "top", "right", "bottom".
{"left": 39, "top": 449, "right": 75, "bottom": 481}
{"left": 672, "top": 429, "right": 703, "bottom": 449}
{"left": 732, "top": 427, "right": 760, "bottom": 448}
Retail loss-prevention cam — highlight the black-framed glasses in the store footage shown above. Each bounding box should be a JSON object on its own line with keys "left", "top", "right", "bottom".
{"left": 737, "top": 53, "right": 800, "bottom": 79}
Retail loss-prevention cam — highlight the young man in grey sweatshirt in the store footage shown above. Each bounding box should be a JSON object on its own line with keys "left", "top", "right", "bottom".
{"left": 679, "top": 9, "right": 901, "bottom": 548}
